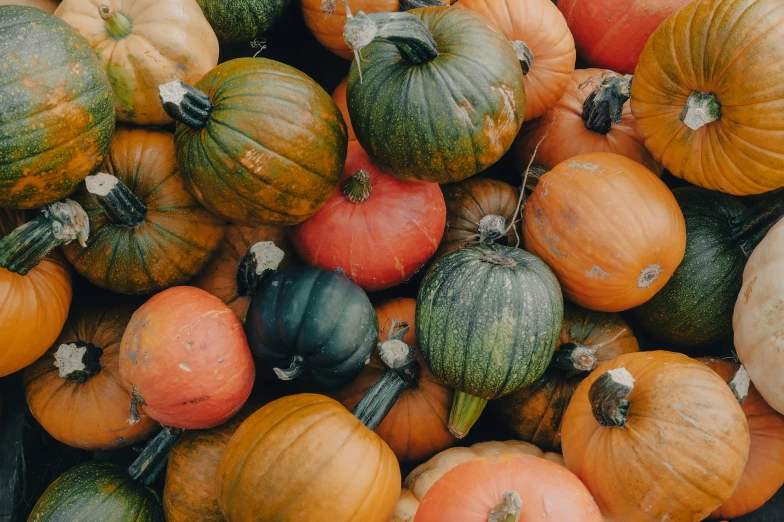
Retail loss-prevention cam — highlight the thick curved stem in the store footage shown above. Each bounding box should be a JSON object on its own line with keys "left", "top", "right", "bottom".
{"left": 729, "top": 365, "right": 750, "bottom": 405}
{"left": 448, "top": 391, "right": 487, "bottom": 439}
{"left": 730, "top": 189, "right": 784, "bottom": 257}
{"left": 551, "top": 343, "right": 597, "bottom": 372}
{"left": 344, "top": 11, "right": 438, "bottom": 65}
{"left": 128, "top": 426, "right": 184, "bottom": 486}
{"left": 478, "top": 215, "right": 507, "bottom": 245}
{"left": 0, "top": 200, "right": 88, "bottom": 275}
{"left": 680, "top": 91, "right": 721, "bottom": 130}
{"left": 99, "top": 5, "right": 132, "bottom": 40}
{"left": 399, "top": 0, "right": 447, "bottom": 10}
{"left": 510, "top": 41, "right": 533, "bottom": 75}
{"left": 590, "top": 368, "right": 635, "bottom": 427}
{"left": 342, "top": 170, "right": 373, "bottom": 203}
{"left": 53, "top": 342, "right": 103, "bottom": 384}
{"left": 85, "top": 173, "right": 147, "bottom": 228}
{"left": 489, "top": 491, "right": 523, "bottom": 522}
{"left": 159, "top": 80, "right": 213, "bottom": 130}
{"left": 236, "top": 241, "right": 285, "bottom": 298}
{"left": 274, "top": 355, "right": 305, "bottom": 381}
{"left": 581, "top": 73, "right": 631, "bottom": 135}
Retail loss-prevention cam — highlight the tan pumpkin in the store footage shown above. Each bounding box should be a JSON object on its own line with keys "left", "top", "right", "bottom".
{"left": 0, "top": 0, "right": 59, "bottom": 12}
{"left": 55, "top": 0, "right": 218, "bottom": 125}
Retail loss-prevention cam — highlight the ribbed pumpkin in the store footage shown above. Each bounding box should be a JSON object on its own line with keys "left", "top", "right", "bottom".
{"left": 332, "top": 77, "right": 355, "bottom": 141}
{"left": 160, "top": 58, "right": 347, "bottom": 227}
{"left": 437, "top": 178, "right": 520, "bottom": 260}
{"left": 562, "top": 351, "right": 750, "bottom": 522}
{"left": 454, "top": 0, "right": 575, "bottom": 120}
{"left": 0, "top": 6, "right": 114, "bottom": 209}
{"left": 195, "top": 0, "right": 289, "bottom": 43}
{"left": 55, "top": 0, "right": 218, "bottom": 125}
{"left": 633, "top": 188, "right": 784, "bottom": 346}
{"left": 515, "top": 69, "right": 660, "bottom": 174}
{"left": 346, "top": 7, "right": 526, "bottom": 183}
{"left": 24, "top": 304, "right": 159, "bottom": 451}
{"left": 290, "top": 142, "right": 446, "bottom": 291}
{"left": 493, "top": 304, "right": 639, "bottom": 451}
{"left": 699, "top": 358, "right": 784, "bottom": 520}
{"left": 331, "top": 298, "right": 455, "bottom": 462}
{"left": 62, "top": 127, "right": 225, "bottom": 295}
{"left": 417, "top": 244, "right": 563, "bottom": 438}
{"left": 0, "top": 0, "right": 58, "bottom": 12}
{"left": 630, "top": 0, "right": 784, "bottom": 195}
{"left": 523, "top": 152, "right": 686, "bottom": 312}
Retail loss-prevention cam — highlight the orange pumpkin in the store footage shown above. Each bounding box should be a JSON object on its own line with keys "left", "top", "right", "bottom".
{"left": 331, "top": 298, "right": 455, "bottom": 462}
{"left": 332, "top": 77, "right": 355, "bottom": 141}
{"left": 515, "top": 69, "right": 661, "bottom": 174}
{"left": 453, "top": 0, "right": 575, "bottom": 120}
{"left": 699, "top": 358, "right": 784, "bottom": 520}
{"left": 24, "top": 304, "right": 158, "bottom": 451}
{"left": 562, "top": 351, "right": 750, "bottom": 522}
{"left": 523, "top": 152, "right": 686, "bottom": 312}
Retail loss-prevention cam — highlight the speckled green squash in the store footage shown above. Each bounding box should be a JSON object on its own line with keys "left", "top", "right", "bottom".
{"left": 196, "top": 0, "right": 290, "bottom": 43}
{"left": 28, "top": 461, "right": 164, "bottom": 522}
{"left": 633, "top": 187, "right": 784, "bottom": 346}
{"left": 0, "top": 6, "right": 114, "bottom": 209}
{"left": 346, "top": 7, "right": 526, "bottom": 183}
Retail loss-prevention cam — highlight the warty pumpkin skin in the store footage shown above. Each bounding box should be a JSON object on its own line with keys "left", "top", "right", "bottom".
{"left": 62, "top": 127, "right": 226, "bottom": 295}
{"left": 195, "top": 0, "right": 289, "bottom": 44}
{"left": 0, "top": 6, "right": 114, "bottom": 209}
{"left": 55, "top": 0, "right": 218, "bottom": 125}
{"left": 699, "top": 358, "right": 784, "bottom": 520}
{"left": 515, "top": 69, "right": 661, "bottom": 175}
{"left": 523, "top": 152, "right": 686, "bottom": 312}
{"left": 0, "top": 0, "right": 58, "bottom": 12}
{"left": 24, "top": 304, "right": 159, "bottom": 451}
{"left": 161, "top": 58, "right": 347, "bottom": 227}
{"left": 346, "top": 7, "right": 526, "bottom": 183}
{"left": 332, "top": 77, "right": 355, "bottom": 141}
{"left": 217, "top": 393, "right": 401, "bottom": 522}
{"left": 630, "top": 0, "right": 784, "bottom": 195}
{"left": 561, "top": 351, "right": 750, "bottom": 522}
{"left": 453, "top": 0, "right": 575, "bottom": 121}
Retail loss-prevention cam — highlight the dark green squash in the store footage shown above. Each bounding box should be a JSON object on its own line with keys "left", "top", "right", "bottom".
{"left": 633, "top": 187, "right": 784, "bottom": 346}
{"left": 345, "top": 7, "right": 526, "bottom": 183}
{"left": 416, "top": 244, "right": 563, "bottom": 438}
{"left": 196, "top": 0, "right": 291, "bottom": 44}
{"left": 0, "top": 6, "right": 114, "bottom": 209}
{"left": 159, "top": 58, "right": 347, "bottom": 227}
{"left": 245, "top": 265, "right": 378, "bottom": 390}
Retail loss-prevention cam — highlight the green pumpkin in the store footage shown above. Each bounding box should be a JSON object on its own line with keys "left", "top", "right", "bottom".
{"left": 345, "top": 7, "right": 526, "bottom": 183}
{"left": 159, "top": 58, "right": 347, "bottom": 227}
{"left": 196, "top": 0, "right": 290, "bottom": 44}
{"left": 416, "top": 244, "right": 563, "bottom": 438}
{"left": 0, "top": 6, "right": 114, "bottom": 209}
{"left": 28, "top": 461, "right": 164, "bottom": 522}
{"left": 633, "top": 187, "right": 784, "bottom": 346}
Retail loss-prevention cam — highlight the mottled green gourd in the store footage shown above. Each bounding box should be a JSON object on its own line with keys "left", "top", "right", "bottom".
{"left": 416, "top": 244, "right": 563, "bottom": 438}
{"left": 196, "top": 0, "right": 291, "bottom": 43}
{"left": 633, "top": 187, "right": 784, "bottom": 346}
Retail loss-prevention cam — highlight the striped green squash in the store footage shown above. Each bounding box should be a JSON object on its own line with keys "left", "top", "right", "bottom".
{"left": 196, "top": 0, "right": 290, "bottom": 43}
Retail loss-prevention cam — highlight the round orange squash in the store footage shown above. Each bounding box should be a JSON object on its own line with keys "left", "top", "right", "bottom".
{"left": 523, "top": 152, "right": 686, "bottom": 312}
{"left": 332, "top": 77, "right": 355, "bottom": 142}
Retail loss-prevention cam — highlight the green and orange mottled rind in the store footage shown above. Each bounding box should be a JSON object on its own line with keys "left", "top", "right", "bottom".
{"left": 196, "top": 0, "right": 290, "bottom": 44}
{"left": 0, "top": 6, "right": 114, "bottom": 209}
{"left": 175, "top": 57, "right": 348, "bottom": 227}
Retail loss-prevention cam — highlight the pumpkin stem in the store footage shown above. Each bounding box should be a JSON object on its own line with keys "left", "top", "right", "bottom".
{"left": 353, "top": 321, "right": 420, "bottom": 430}
{"left": 730, "top": 189, "right": 784, "bottom": 256}
{"left": 581, "top": 72, "right": 632, "bottom": 135}
{"left": 344, "top": 11, "right": 438, "bottom": 66}
{"left": 510, "top": 41, "right": 534, "bottom": 75}
{"left": 524, "top": 165, "right": 549, "bottom": 193}
{"left": 53, "top": 342, "right": 103, "bottom": 384}
{"left": 480, "top": 250, "right": 517, "bottom": 267}
{"left": 99, "top": 5, "right": 132, "bottom": 40}
{"left": 159, "top": 80, "right": 213, "bottom": 130}
{"left": 0, "top": 199, "right": 89, "bottom": 275}
{"left": 399, "top": 0, "right": 447, "bottom": 10}
{"left": 342, "top": 170, "right": 373, "bottom": 203}
{"left": 273, "top": 355, "right": 305, "bottom": 381}
{"left": 448, "top": 391, "right": 487, "bottom": 438}
{"left": 85, "top": 173, "right": 147, "bottom": 228}
{"left": 552, "top": 343, "right": 597, "bottom": 372}
{"left": 590, "top": 368, "right": 635, "bottom": 427}
{"left": 488, "top": 491, "right": 523, "bottom": 522}
{"left": 236, "top": 241, "right": 286, "bottom": 298}
{"left": 129, "top": 386, "right": 147, "bottom": 425}
{"left": 729, "top": 365, "right": 750, "bottom": 405}
{"left": 679, "top": 91, "right": 721, "bottom": 130}
{"left": 128, "top": 425, "right": 184, "bottom": 486}
{"left": 478, "top": 215, "right": 507, "bottom": 245}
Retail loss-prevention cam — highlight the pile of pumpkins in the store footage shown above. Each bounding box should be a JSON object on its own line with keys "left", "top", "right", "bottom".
{"left": 2, "top": 0, "right": 784, "bottom": 520}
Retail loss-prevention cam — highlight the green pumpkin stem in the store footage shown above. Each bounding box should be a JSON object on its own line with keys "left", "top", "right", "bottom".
{"left": 729, "top": 365, "right": 750, "bottom": 405}
{"left": 680, "top": 91, "right": 722, "bottom": 130}
{"left": 590, "top": 368, "right": 635, "bottom": 427}
{"left": 489, "top": 491, "right": 523, "bottom": 522}
{"left": 478, "top": 215, "right": 507, "bottom": 245}
{"left": 53, "top": 342, "right": 103, "bottom": 384}
{"left": 399, "top": 0, "right": 447, "bottom": 10}
{"left": 344, "top": 11, "right": 438, "bottom": 66}
{"left": 159, "top": 80, "right": 213, "bottom": 130}
{"left": 730, "top": 190, "right": 784, "bottom": 256}
{"left": 581, "top": 72, "right": 632, "bottom": 135}
{"left": 236, "top": 241, "right": 286, "bottom": 298}
{"left": 448, "top": 391, "right": 488, "bottom": 439}
{"left": 274, "top": 355, "right": 305, "bottom": 381}
{"left": 99, "top": 5, "right": 132, "bottom": 40}
{"left": 342, "top": 170, "right": 373, "bottom": 203}
{"left": 552, "top": 342, "right": 597, "bottom": 372}
{"left": 128, "top": 426, "right": 184, "bottom": 486}
{"left": 0, "top": 199, "right": 89, "bottom": 275}
{"left": 353, "top": 321, "right": 420, "bottom": 430}
{"left": 85, "top": 173, "right": 147, "bottom": 228}
{"left": 510, "top": 41, "right": 534, "bottom": 75}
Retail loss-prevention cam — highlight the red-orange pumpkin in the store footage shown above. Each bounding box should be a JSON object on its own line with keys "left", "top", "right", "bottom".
{"left": 332, "top": 77, "right": 355, "bottom": 142}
